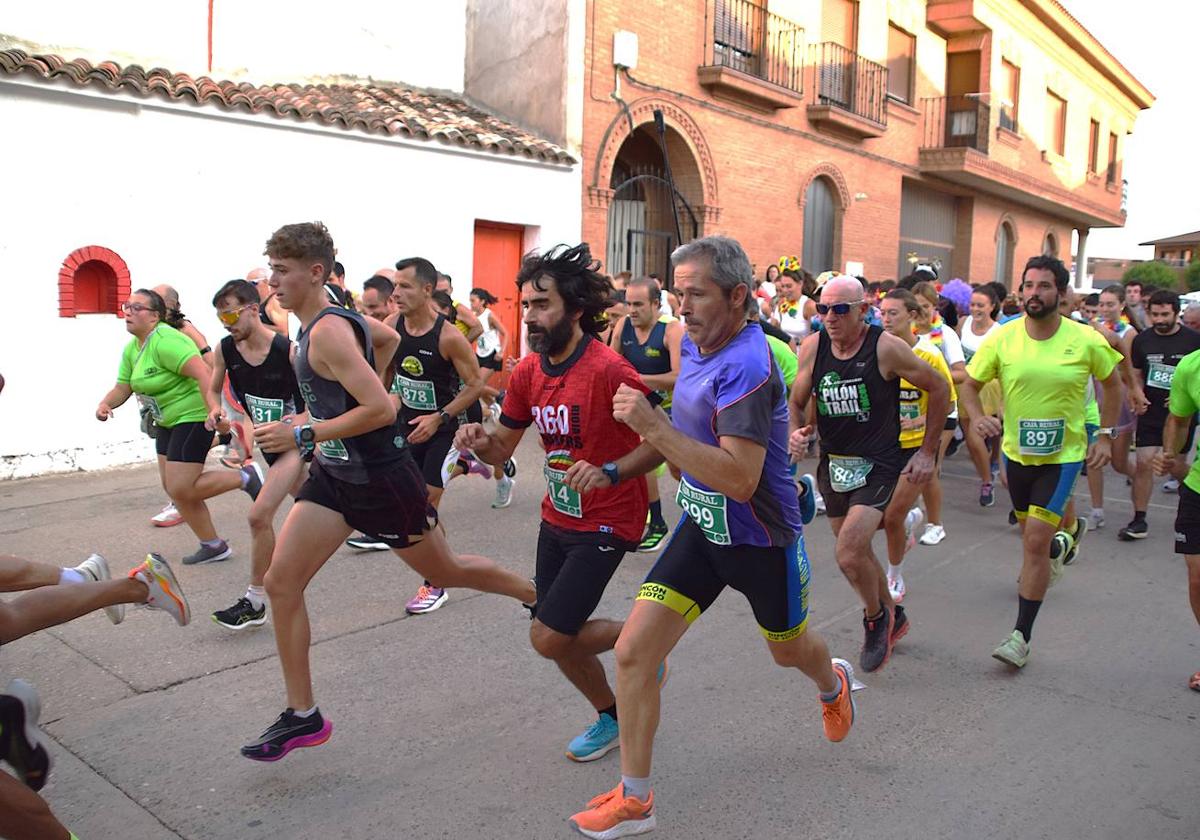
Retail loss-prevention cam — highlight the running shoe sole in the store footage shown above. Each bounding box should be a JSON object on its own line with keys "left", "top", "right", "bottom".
{"left": 243, "top": 719, "right": 333, "bottom": 763}
{"left": 891, "top": 611, "right": 910, "bottom": 644}
{"left": 3, "top": 679, "right": 50, "bottom": 791}
{"left": 211, "top": 614, "right": 267, "bottom": 631}
{"left": 183, "top": 546, "right": 233, "bottom": 565}
{"left": 1117, "top": 530, "right": 1148, "bottom": 541}
{"left": 570, "top": 815, "right": 656, "bottom": 839}
{"left": 405, "top": 592, "right": 449, "bottom": 615}
{"left": 140, "top": 554, "right": 191, "bottom": 626}
{"left": 566, "top": 738, "right": 620, "bottom": 763}
{"left": 828, "top": 658, "right": 857, "bottom": 740}
{"left": 151, "top": 512, "right": 184, "bottom": 528}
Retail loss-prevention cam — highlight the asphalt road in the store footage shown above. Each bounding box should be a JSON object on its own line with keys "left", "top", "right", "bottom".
{"left": 2, "top": 437, "right": 1197, "bottom": 840}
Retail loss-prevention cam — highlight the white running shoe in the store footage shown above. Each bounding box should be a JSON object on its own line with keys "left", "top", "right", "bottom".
{"left": 150, "top": 502, "right": 183, "bottom": 528}
{"left": 903, "top": 508, "right": 924, "bottom": 554}
{"left": 74, "top": 554, "right": 125, "bottom": 625}
{"left": 918, "top": 523, "right": 946, "bottom": 546}
{"left": 887, "top": 575, "right": 906, "bottom": 604}
{"left": 1163, "top": 478, "right": 1181, "bottom": 493}
{"left": 492, "top": 476, "right": 514, "bottom": 509}
{"left": 1087, "top": 509, "right": 1106, "bottom": 530}
{"left": 815, "top": 490, "right": 827, "bottom": 515}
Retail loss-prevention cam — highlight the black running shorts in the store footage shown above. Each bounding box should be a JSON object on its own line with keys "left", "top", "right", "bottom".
{"left": 1003, "top": 458, "right": 1082, "bottom": 527}
{"left": 477, "top": 351, "right": 502, "bottom": 371}
{"left": 295, "top": 457, "right": 436, "bottom": 549}
{"left": 816, "top": 453, "right": 899, "bottom": 519}
{"left": 1174, "top": 483, "right": 1200, "bottom": 555}
{"left": 638, "top": 517, "right": 810, "bottom": 642}
{"left": 407, "top": 425, "right": 458, "bottom": 489}
{"left": 1136, "top": 415, "right": 1196, "bottom": 451}
{"left": 154, "top": 421, "right": 213, "bottom": 464}
{"left": 533, "top": 523, "right": 632, "bottom": 635}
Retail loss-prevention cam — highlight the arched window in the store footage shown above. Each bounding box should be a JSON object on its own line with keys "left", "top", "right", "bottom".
{"left": 802, "top": 176, "right": 838, "bottom": 273}
{"left": 1042, "top": 231, "right": 1059, "bottom": 258}
{"left": 59, "top": 246, "right": 130, "bottom": 317}
{"left": 995, "top": 221, "right": 1016, "bottom": 288}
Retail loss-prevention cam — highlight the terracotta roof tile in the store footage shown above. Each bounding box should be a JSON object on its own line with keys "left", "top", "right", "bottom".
{"left": 0, "top": 48, "right": 575, "bottom": 164}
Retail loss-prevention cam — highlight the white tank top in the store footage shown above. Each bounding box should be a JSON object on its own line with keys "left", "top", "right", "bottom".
{"left": 959, "top": 316, "right": 998, "bottom": 362}
{"left": 778, "top": 296, "right": 811, "bottom": 341}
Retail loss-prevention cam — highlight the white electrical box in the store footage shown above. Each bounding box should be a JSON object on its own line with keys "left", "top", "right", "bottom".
{"left": 613, "top": 30, "right": 638, "bottom": 70}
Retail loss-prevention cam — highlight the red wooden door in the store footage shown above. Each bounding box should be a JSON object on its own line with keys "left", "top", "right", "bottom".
{"left": 472, "top": 221, "right": 525, "bottom": 372}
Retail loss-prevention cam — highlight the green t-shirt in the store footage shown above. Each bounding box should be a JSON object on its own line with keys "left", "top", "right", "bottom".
{"left": 1165, "top": 351, "right": 1200, "bottom": 494}
{"left": 117, "top": 323, "right": 208, "bottom": 428}
{"left": 967, "top": 317, "right": 1120, "bottom": 466}
{"left": 766, "top": 334, "right": 797, "bottom": 389}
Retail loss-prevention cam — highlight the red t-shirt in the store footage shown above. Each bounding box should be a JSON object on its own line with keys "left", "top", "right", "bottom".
{"left": 501, "top": 336, "right": 649, "bottom": 544}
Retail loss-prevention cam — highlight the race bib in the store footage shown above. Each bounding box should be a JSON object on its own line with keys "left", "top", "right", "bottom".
{"left": 1147, "top": 362, "right": 1176, "bottom": 390}
{"left": 675, "top": 477, "right": 731, "bottom": 545}
{"left": 1018, "top": 418, "right": 1065, "bottom": 456}
{"left": 900, "top": 403, "right": 921, "bottom": 422}
{"left": 828, "top": 455, "right": 873, "bottom": 493}
{"left": 309, "top": 415, "right": 349, "bottom": 461}
{"left": 244, "top": 394, "right": 284, "bottom": 426}
{"left": 544, "top": 465, "right": 582, "bottom": 518}
{"left": 393, "top": 375, "right": 438, "bottom": 411}
{"left": 136, "top": 395, "right": 163, "bottom": 422}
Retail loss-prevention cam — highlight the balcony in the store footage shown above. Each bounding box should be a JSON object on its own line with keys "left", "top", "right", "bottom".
{"left": 806, "top": 42, "right": 888, "bottom": 138}
{"left": 698, "top": 0, "right": 805, "bottom": 112}
{"left": 917, "top": 93, "right": 1125, "bottom": 228}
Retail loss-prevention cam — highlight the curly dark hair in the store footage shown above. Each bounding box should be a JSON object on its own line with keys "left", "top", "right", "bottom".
{"left": 516, "top": 244, "right": 612, "bottom": 334}
{"left": 1022, "top": 255, "right": 1071, "bottom": 292}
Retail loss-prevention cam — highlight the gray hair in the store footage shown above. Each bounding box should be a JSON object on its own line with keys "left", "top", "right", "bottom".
{"left": 670, "top": 235, "right": 756, "bottom": 317}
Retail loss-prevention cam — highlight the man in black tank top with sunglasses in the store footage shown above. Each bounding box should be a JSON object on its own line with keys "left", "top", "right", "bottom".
{"left": 240, "top": 223, "right": 534, "bottom": 764}
{"left": 789, "top": 275, "right": 948, "bottom": 674}
{"left": 206, "top": 278, "right": 307, "bottom": 632}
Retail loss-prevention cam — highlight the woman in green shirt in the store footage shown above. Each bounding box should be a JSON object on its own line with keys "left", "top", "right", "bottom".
{"left": 95, "top": 289, "right": 262, "bottom": 565}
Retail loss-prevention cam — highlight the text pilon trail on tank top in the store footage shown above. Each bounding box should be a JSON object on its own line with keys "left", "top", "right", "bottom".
{"left": 816, "top": 371, "right": 873, "bottom": 421}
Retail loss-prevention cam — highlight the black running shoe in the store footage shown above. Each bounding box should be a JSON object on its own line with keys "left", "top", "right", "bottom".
{"left": 212, "top": 597, "right": 267, "bottom": 630}
{"left": 1118, "top": 519, "right": 1148, "bottom": 541}
{"left": 891, "top": 604, "right": 909, "bottom": 645}
{"left": 345, "top": 534, "right": 390, "bottom": 551}
{"left": 860, "top": 607, "right": 894, "bottom": 673}
{"left": 1008, "top": 509, "right": 1018, "bottom": 526}
{"left": 0, "top": 680, "right": 50, "bottom": 791}
{"left": 241, "top": 708, "right": 332, "bottom": 762}
{"left": 241, "top": 463, "right": 265, "bottom": 501}
{"left": 503, "top": 457, "right": 518, "bottom": 478}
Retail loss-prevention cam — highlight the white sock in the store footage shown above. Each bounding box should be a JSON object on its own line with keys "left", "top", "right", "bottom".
{"left": 246, "top": 585, "right": 266, "bottom": 610}
{"left": 294, "top": 705, "right": 318, "bottom": 718}
{"left": 888, "top": 563, "right": 903, "bottom": 582}
{"left": 60, "top": 568, "right": 88, "bottom": 585}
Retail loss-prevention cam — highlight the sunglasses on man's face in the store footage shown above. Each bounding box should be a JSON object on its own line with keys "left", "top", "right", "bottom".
{"left": 217, "top": 304, "right": 254, "bottom": 325}
{"left": 815, "top": 300, "right": 863, "bottom": 316}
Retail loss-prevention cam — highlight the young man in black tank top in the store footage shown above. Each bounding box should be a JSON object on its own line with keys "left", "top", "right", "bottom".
{"left": 610, "top": 278, "right": 683, "bottom": 552}
{"left": 243, "top": 224, "right": 534, "bottom": 762}
{"left": 385, "top": 257, "right": 487, "bottom": 615}
{"left": 206, "top": 279, "right": 308, "bottom": 631}
{"left": 789, "top": 276, "right": 948, "bottom": 673}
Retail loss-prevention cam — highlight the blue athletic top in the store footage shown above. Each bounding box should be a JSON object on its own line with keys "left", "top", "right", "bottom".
{"left": 670, "top": 322, "right": 801, "bottom": 548}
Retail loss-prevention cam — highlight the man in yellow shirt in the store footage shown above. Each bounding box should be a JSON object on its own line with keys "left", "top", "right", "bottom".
{"left": 960, "top": 256, "right": 1122, "bottom": 668}
{"left": 878, "top": 290, "right": 956, "bottom": 604}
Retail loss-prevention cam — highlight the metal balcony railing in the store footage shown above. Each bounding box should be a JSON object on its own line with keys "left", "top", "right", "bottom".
{"left": 811, "top": 42, "right": 888, "bottom": 125}
{"left": 705, "top": 0, "right": 804, "bottom": 94}
{"left": 921, "top": 94, "right": 990, "bottom": 153}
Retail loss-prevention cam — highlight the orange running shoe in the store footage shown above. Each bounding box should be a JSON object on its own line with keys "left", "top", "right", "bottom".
{"left": 821, "top": 659, "right": 856, "bottom": 743}
{"left": 569, "top": 784, "right": 656, "bottom": 838}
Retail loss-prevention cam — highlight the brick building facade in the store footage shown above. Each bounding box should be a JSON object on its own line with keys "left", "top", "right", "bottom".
{"left": 580, "top": 0, "right": 1152, "bottom": 287}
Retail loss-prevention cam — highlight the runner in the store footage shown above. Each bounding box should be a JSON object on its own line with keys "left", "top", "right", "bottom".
{"left": 878, "top": 289, "right": 955, "bottom": 603}
{"left": 912, "top": 280, "right": 965, "bottom": 546}
{"left": 1152, "top": 347, "right": 1200, "bottom": 690}
{"left": 790, "top": 275, "right": 948, "bottom": 672}
{"left": 382, "top": 257, "right": 488, "bottom": 614}
{"left": 610, "top": 277, "right": 683, "bottom": 552}
{"left": 959, "top": 256, "right": 1122, "bottom": 668}
{"left": 359, "top": 273, "right": 397, "bottom": 322}
{"left": 773, "top": 268, "right": 817, "bottom": 348}
{"left": 206, "top": 279, "right": 308, "bottom": 629}
{"left": 435, "top": 273, "right": 482, "bottom": 341}
{"left": 566, "top": 236, "right": 855, "bottom": 838}
{"left": 96, "top": 289, "right": 263, "bottom": 565}
{"left": 241, "top": 222, "right": 535, "bottom": 761}
{"left": 249, "top": 266, "right": 291, "bottom": 337}
{"left": 959, "top": 284, "right": 1002, "bottom": 506}
{"left": 1122, "top": 290, "right": 1200, "bottom": 540}
{"left": 468, "top": 287, "right": 519, "bottom": 507}
{"left": 455, "top": 243, "right": 653, "bottom": 763}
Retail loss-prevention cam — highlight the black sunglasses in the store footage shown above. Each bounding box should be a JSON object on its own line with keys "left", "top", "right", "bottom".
{"left": 815, "top": 300, "right": 863, "bottom": 316}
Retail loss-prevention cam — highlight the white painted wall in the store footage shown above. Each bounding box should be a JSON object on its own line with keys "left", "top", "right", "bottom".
{"left": 0, "top": 81, "right": 580, "bottom": 478}
{"left": 1, "top": 0, "right": 467, "bottom": 91}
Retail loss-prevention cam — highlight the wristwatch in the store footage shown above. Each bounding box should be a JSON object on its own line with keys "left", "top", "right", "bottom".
{"left": 294, "top": 424, "right": 317, "bottom": 461}
{"left": 601, "top": 462, "right": 620, "bottom": 486}
{"left": 1094, "top": 427, "right": 1119, "bottom": 439}
{"left": 437, "top": 410, "right": 451, "bottom": 425}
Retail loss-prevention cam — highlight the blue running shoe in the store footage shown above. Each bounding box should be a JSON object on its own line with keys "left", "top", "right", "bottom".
{"left": 798, "top": 473, "right": 817, "bottom": 525}
{"left": 566, "top": 712, "right": 619, "bottom": 762}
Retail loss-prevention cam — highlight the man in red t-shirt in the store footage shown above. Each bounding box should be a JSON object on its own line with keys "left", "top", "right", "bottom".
{"left": 456, "top": 243, "right": 650, "bottom": 762}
